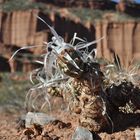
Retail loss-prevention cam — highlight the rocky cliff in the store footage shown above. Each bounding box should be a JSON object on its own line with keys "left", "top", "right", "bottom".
{"left": 96, "top": 21, "right": 140, "bottom": 66}
{"left": 0, "top": 9, "right": 140, "bottom": 72}
{"left": 0, "top": 10, "right": 39, "bottom": 49}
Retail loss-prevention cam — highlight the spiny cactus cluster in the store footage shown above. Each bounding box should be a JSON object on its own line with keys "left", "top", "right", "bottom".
{"left": 10, "top": 16, "right": 140, "bottom": 133}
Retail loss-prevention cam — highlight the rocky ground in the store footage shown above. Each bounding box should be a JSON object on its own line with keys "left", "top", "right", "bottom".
{"left": 0, "top": 112, "right": 20, "bottom": 140}
{"left": 0, "top": 73, "right": 140, "bottom": 140}
{"left": 0, "top": 108, "right": 139, "bottom": 140}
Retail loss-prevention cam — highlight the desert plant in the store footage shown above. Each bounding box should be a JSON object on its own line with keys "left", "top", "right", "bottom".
{"left": 10, "top": 16, "right": 140, "bottom": 133}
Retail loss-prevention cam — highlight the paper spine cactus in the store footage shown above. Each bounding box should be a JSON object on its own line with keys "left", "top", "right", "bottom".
{"left": 10, "top": 16, "right": 140, "bottom": 133}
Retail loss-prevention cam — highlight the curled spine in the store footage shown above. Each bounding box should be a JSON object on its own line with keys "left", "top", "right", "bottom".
{"left": 11, "top": 16, "right": 105, "bottom": 111}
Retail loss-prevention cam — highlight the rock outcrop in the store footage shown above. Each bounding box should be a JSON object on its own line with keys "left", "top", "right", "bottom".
{"left": 1, "top": 10, "right": 39, "bottom": 47}
{"left": 96, "top": 20, "right": 140, "bottom": 66}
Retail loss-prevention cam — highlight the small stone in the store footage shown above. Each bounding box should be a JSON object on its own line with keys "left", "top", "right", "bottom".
{"left": 72, "top": 126, "right": 93, "bottom": 140}
{"left": 25, "top": 112, "right": 56, "bottom": 128}
{"left": 135, "top": 127, "right": 140, "bottom": 140}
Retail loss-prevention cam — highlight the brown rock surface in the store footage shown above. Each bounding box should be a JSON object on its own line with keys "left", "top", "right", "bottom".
{"left": 0, "top": 10, "right": 2, "bottom": 30}
{"left": 0, "top": 110, "right": 138, "bottom": 140}
{"left": 96, "top": 21, "right": 140, "bottom": 66}
{"left": 133, "top": 23, "right": 140, "bottom": 61}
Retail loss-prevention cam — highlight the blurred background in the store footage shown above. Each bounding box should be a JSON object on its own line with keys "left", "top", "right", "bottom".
{"left": 0, "top": 0, "right": 140, "bottom": 113}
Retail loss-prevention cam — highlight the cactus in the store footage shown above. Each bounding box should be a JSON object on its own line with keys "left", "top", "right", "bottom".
{"left": 10, "top": 17, "right": 140, "bottom": 133}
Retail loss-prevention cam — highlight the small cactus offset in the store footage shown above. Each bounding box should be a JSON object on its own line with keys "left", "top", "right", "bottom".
{"left": 11, "top": 17, "right": 140, "bottom": 133}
